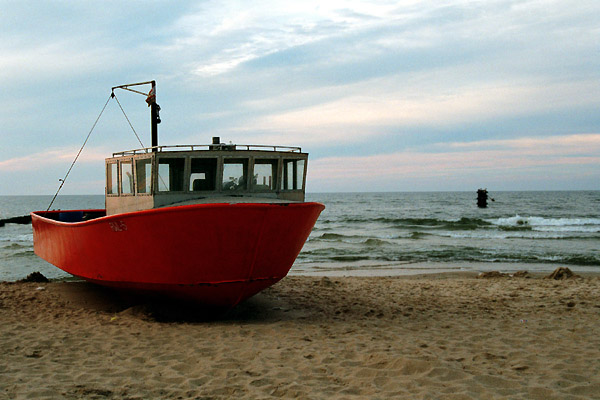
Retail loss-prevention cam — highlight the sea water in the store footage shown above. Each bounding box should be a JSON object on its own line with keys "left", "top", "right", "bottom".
{"left": 297, "top": 191, "right": 600, "bottom": 275}
{"left": 0, "top": 192, "right": 599, "bottom": 281}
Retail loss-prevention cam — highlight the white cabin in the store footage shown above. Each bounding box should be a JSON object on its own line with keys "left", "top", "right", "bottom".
{"left": 105, "top": 139, "right": 308, "bottom": 215}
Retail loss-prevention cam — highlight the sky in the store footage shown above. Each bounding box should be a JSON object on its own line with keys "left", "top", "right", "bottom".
{"left": 1, "top": 0, "right": 599, "bottom": 194}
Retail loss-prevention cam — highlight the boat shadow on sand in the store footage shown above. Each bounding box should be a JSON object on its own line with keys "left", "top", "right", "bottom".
{"left": 44, "top": 280, "right": 306, "bottom": 324}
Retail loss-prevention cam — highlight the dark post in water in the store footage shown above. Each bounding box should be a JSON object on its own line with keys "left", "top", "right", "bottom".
{"left": 477, "top": 189, "right": 488, "bottom": 208}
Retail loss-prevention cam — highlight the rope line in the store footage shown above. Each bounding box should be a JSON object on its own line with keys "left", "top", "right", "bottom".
{"left": 113, "top": 93, "right": 145, "bottom": 148}
{"left": 45, "top": 94, "right": 113, "bottom": 213}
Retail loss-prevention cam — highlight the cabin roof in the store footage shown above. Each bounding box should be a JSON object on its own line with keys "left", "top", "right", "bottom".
{"left": 112, "top": 143, "right": 302, "bottom": 158}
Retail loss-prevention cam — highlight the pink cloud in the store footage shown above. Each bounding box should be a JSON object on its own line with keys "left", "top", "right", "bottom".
{"left": 308, "top": 134, "right": 600, "bottom": 189}
{"left": 0, "top": 147, "right": 108, "bottom": 172}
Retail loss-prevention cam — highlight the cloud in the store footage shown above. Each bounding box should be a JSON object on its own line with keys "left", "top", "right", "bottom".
{"left": 161, "top": 0, "right": 600, "bottom": 82}
{"left": 0, "top": 43, "right": 109, "bottom": 82}
{"left": 0, "top": 147, "right": 109, "bottom": 172}
{"left": 168, "top": 0, "right": 421, "bottom": 77}
{"left": 308, "top": 133, "right": 600, "bottom": 191}
{"left": 1, "top": 1, "right": 599, "bottom": 193}
{"left": 446, "top": 134, "right": 600, "bottom": 154}
{"left": 232, "top": 77, "right": 600, "bottom": 146}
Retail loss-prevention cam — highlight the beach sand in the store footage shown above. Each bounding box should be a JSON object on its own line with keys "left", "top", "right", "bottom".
{"left": 1, "top": 273, "right": 600, "bottom": 399}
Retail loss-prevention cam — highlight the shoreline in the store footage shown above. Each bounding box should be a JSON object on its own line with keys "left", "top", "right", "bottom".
{"left": 5, "top": 260, "right": 599, "bottom": 283}
{"left": 2, "top": 273, "right": 600, "bottom": 399}
{"left": 291, "top": 261, "right": 600, "bottom": 277}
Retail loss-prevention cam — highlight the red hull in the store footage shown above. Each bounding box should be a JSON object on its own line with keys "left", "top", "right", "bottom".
{"left": 31, "top": 202, "right": 324, "bottom": 307}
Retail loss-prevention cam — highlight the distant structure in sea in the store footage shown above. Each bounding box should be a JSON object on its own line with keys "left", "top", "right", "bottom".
{"left": 477, "top": 188, "right": 489, "bottom": 208}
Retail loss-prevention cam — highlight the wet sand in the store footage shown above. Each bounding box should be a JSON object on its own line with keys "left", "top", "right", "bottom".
{"left": 1, "top": 273, "right": 600, "bottom": 399}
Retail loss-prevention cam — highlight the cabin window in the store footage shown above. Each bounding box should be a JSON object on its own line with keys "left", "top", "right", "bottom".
{"left": 282, "top": 159, "right": 305, "bottom": 190}
{"left": 157, "top": 158, "right": 185, "bottom": 192}
{"left": 106, "top": 163, "right": 118, "bottom": 195}
{"left": 120, "top": 161, "right": 134, "bottom": 194}
{"left": 252, "top": 159, "right": 278, "bottom": 191}
{"left": 190, "top": 158, "right": 217, "bottom": 191}
{"left": 222, "top": 158, "right": 248, "bottom": 191}
{"left": 136, "top": 158, "right": 152, "bottom": 194}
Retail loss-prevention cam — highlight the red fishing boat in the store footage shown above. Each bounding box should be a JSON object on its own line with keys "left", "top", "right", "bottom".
{"left": 31, "top": 81, "right": 324, "bottom": 307}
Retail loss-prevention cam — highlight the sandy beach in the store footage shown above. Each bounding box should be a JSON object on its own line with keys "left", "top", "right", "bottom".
{"left": 1, "top": 272, "right": 600, "bottom": 399}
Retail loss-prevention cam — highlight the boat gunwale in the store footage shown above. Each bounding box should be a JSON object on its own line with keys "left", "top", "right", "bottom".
{"left": 31, "top": 201, "right": 325, "bottom": 227}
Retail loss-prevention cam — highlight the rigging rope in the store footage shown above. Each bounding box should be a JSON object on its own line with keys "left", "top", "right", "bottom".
{"left": 45, "top": 94, "right": 112, "bottom": 212}
{"left": 45, "top": 89, "right": 150, "bottom": 213}
{"left": 112, "top": 93, "right": 145, "bottom": 148}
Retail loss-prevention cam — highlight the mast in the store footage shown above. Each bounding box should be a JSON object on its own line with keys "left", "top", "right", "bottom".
{"left": 112, "top": 80, "right": 161, "bottom": 151}
{"left": 150, "top": 81, "right": 159, "bottom": 151}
